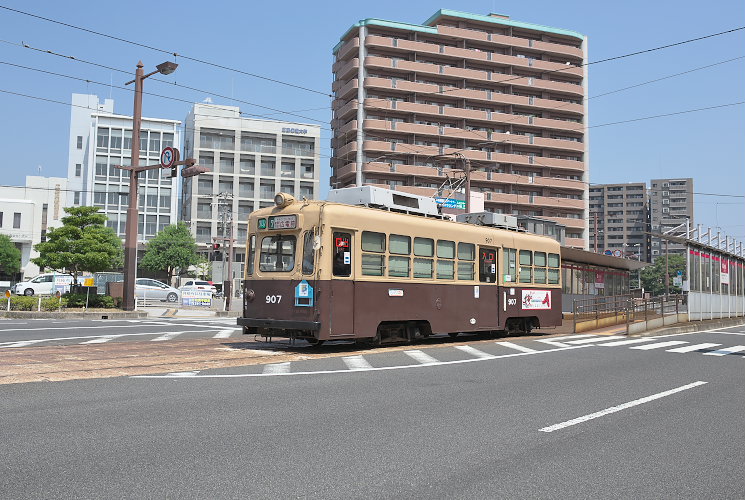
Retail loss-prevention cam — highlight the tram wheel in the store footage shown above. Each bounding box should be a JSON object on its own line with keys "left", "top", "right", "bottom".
{"left": 306, "top": 338, "right": 325, "bottom": 347}
{"left": 448, "top": 332, "right": 459, "bottom": 338}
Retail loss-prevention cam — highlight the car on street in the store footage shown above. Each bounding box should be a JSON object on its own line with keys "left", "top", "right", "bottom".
{"left": 179, "top": 280, "right": 218, "bottom": 296}
{"left": 12, "top": 273, "right": 74, "bottom": 296}
{"left": 135, "top": 278, "right": 180, "bottom": 303}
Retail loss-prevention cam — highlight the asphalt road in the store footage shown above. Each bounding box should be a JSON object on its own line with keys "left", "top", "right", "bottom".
{"left": 1, "top": 326, "right": 743, "bottom": 498}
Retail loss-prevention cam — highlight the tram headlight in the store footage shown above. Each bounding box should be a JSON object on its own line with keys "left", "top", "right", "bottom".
{"left": 274, "top": 192, "right": 295, "bottom": 208}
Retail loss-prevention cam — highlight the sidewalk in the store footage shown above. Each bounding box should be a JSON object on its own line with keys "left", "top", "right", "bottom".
{"left": 536, "top": 316, "right": 745, "bottom": 338}
{"left": 144, "top": 307, "right": 240, "bottom": 319}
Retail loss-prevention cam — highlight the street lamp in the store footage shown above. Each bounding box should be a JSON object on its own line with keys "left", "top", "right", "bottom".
{"left": 121, "top": 61, "right": 178, "bottom": 311}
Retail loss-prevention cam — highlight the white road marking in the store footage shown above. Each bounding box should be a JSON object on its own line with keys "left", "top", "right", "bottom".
{"left": 537, "top": 335, "right": 597, "bottom": 347}
{"left": 151, "top": 331, "right": 185, "bottom": 342}
{"left": 630, "top": 340, "right": 689, "bottom": 350}
{"left": 81, "top": 335, "right": 119, "bottom": 344}
{"left": 404, "top": 350, "right": 439, "bottom": 364}
{"left": 539, "top": 381, "right": 708, "bottom": 433}
{"left": 343, "top": 355, "right": 373, "bottom": 370}
{"left": 703, "top": 345, "right": 745, "bottom": 356}
{"left": 132, "top": 344, "right": 594, "bottom": 378}
{"left": 455, "top": 345, "right": 495, "bottom": 359}
{"left": 0, "top": 329, "right": 211, "bottom": 348}
{"left": 714, "top": 331, "right": 745, "bottom": 336}
{"left": 566, "top": 335, "right": 624, "bottom": 345}
{"left": 0, "top": 323, "right": 186, "bottom": 333}
{"left": 496, "top": 341, "right": 538, "bottom": 354}
{"left": 262, "top": 362, "right": 291, "bottom": 374}
{"left": 167, "top": 371, "right": 200, "bottom": 377}
{"left": 666, "top": 343, "right": 721, "bottom": 353}
{"left": 4, "top": 339, "right": 47, "bottom": 348}
{"left": 597, "top": 338, "right": 658, "bottom": 347}
{"left": 212, "top": 329, "right": 238, "bottom": 339}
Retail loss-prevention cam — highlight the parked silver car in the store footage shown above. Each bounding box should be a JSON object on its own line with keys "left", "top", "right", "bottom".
{"left": 135, "top": 278, "right": 180, "bottom": 303}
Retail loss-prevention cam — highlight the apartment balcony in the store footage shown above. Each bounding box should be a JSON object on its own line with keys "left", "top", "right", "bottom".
{"left": 532, "top": 96, "right": 583, "bottom": 115}
{"left": 532, "top": 176, "right": 585, "bottom": 190}
{"left": 336, "top": 119, "right": 358, "bottom": 136}
{"left": 533, "top": 136, "right": 584, "bottom": 153}
{"left": 389, "top": 38, "right": 443, "bottom": 56}
{"left": 332, "top": 57, "right": 359, "bottom": 81}
{"left": 544, "top": 216, "right": 586, "bottom": 230}
{"left": 441, "top": 45, "right": 489, "bottom": 61}
{"left": 485, "top": 192, "right": 583, "bottom": 210}
{"left": 336, "top": 37, "right": 359, "bottom": 61}
{"left": 336, "top": 141, "right": 357, "bottom": 157}
{"left": 442, "top": 106, "right": 489, "bottom": 120}
{"left": 334, "top": 99, "right": 358, "bottom": 121}
{"left": 441, "top": 65, "right": 489, "bottom": 81}
{"left": 564, "top": 237, "right": 586, "bottom": 248}
{"left": 335, "top": 78, "right": 359, "bottom": 100}
{"left": 533, "top": 117, "right": 584, "bottom": 133}
{"left": 504, "top": 76, "right": 584, "bottom": 96}
{"left": 364, "top": 119, "right": 441, "bottom": 137}
{"left": 434, "top": 26, "right": 584, "bottom": 59}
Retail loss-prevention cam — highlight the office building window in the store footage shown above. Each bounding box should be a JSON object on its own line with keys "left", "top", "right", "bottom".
{"left": 75, "top": 164, "right": 82, "bottom": 177}
{"left": 74, "top": 192, "right": 81, "bottom": 205}
{"left": 77, "top": 136, "right": 83, "bottom": 149}
{"left": 0, "top": 212, "right": 3, "bottom": 227}
{"left": 13, "top": 212, "right": 21, "bottom": 229}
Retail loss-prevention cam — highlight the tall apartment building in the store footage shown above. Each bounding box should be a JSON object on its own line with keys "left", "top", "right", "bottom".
{"left": 66, "top": 94, "right": 180, "bottom": 242}
{"left": 182, "top": 103, "right": 321, "bottom": 278}
{"left": 649, "top": 178, "right": 694, "bottom": 262}
{"left": 331, "top": 9, "right": 589, "bottom": 248}
{"left": 588, "top": 183, "right": 648, "bottom": 261}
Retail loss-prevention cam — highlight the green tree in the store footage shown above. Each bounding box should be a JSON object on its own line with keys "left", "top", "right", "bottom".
{"left": 140, "top": 222, "right": 200, "bottom": 284}
{"left": 640, "top": 254, "right": 686, "bottom": 296}
{"left": 32, "top": 206, "right": 123, "bottom": 284}
{"left": 0, "top": 234, "right": 21, "bottom": 277}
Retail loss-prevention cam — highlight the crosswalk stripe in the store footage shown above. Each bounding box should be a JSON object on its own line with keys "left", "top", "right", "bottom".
{"left": 702, "top": 345, "right": 745, "bottom": 356}
{"left": 496, "top": 341, "right": 538, "bottom": 353}
{"left": 81, "top": 335, "right": 118, "bottom": 344}
{"left": 212, "top": 329, "right": 236, "bottom": 339}
{"left": 597, "top": 338, "right": 658, "bottom": 347}
{"left": 666, "top": 343, "right": 721, "bottom": 353}
{"left": 630, "top": 340, "right": 688, "bottom": 350}
{"left": 4, "top": 340, "right": 46, "bottom": 348}
{"left": 343, "top": 355, "right": 373, "bottom": 370}
{"left": 262, "top": 362, "right": 291, "bottom": 374}
{"left": 566, "top": 335, "right": 624, "bottom": 345}
{"left": 151, "top": 331, "right": 184, "bottom": 342}
{"left": 404, "top": 350, "right": 439, "bottom": 364}
{"left": 455, "top": 345, "right": 494, "bottom": 359}
{"left": 543, "top": 334, "right": 597, "bottom": 342}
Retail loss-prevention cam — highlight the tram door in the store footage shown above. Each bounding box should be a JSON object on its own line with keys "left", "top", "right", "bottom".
{"left": 479, "top": 246, "right": 500, "bottom": 326}
{"left": 330, "top": 230, "right": 354, "bottom": 336}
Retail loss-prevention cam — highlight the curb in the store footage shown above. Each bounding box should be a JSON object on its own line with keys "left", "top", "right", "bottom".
{"left": 0, "top": 310, "right": 148, "bottom": 319}
{"left": 639, "top": 317, "right": 745, "bottom": 337}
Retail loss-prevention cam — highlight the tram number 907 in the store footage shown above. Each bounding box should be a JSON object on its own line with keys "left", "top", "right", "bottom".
{"left": 265, "top": 295, "right": 282, "bottom": 304}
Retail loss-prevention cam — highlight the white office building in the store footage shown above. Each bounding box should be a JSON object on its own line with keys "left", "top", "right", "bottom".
{"left": 0, "top": 176, "right": 69, "bottom": 280}
{"left": 182, "top": 103, "right": 321, "bottom": 280}
{"left": 66, "top": 93, "right": 181, "bottom": 243}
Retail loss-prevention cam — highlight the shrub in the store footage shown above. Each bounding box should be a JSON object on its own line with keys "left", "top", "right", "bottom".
{"left": 0, "top": 296, "right": 39, "bottom": 311}
{"left": 62, "top": 293, "right": 116, "bottom": 309}
{"left": 40, "top": 297, "right": 62, "bottom": 311}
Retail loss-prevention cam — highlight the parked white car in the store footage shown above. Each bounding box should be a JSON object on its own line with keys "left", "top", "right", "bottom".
{"left": 135, "top": 278, "right": 180, "bottom": 303}
{"left": 179, "top": 280, "right": 218, "bottom": 296}
{"left": 13, "top": 273, "right": 74, "bottom": 296}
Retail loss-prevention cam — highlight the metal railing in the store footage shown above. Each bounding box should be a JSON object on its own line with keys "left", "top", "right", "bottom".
{"left": 573, "top": 294, "right": 686, "bottom": 334}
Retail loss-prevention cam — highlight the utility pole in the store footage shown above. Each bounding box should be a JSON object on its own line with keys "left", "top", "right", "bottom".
{"left": 216, "top": 192, "right": 234, "bottom": 311}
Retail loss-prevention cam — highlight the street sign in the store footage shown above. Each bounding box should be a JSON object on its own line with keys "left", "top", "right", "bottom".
{"left": 4, "top": 290, "right": 10, "bottom": 298}
{"left": 434, "top": 197, "right": 466, "bottom": 209}
{"left": 160, "top": 147, "right": 177, "bottom": 168}
{"left": 604, "top": 250, "right": 613, "bottom": 255}
{"left": 613, "top": 249, "right": 622, "bottom": 257}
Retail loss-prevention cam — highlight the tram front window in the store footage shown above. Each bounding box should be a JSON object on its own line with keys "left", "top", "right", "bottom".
{"left": 259, "top": 235, "right": 296, "bottom": 272}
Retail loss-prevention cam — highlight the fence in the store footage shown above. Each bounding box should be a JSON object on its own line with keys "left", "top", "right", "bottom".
{"left": 573, "top": 294, "right": 687, "bottom": 334}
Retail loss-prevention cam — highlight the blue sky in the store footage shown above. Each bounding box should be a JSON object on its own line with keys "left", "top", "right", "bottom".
{"left": 0, "top": 0, "right": 743, "bottom": 239}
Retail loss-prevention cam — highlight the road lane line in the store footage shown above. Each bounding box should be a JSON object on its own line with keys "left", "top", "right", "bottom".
{"left": 630, "top": 340, "right": 689, "bottom": 350}
{"left": 404, "top": 350, "right": 439, "bottom": 364}
{"left": 455, "top": 345, "right": 495, "bottom": 359}
{"left": 496, "top": 341, "right": 538, "bottom": 354}
{"left": 4, "top": 339, "right": 48, "bottom": 348}
{"left": 539, "top": 381, "right": 708, "bottom": 433}
{"left": 702, "top": 345, "right": 745, "bottom": 356}
{"left": 536, "top": 335, "right": 596, "bottom": 348}
{"left": 597, "top": 338, "right": 658, "bottom": 347}
{"left": 81, "top": 335, "right": 119, "bottom": 344}
{"left": 0, "top": 329, "right": 210, "bottom": 348}
{"left": 262, "top": 362, "right": 291, "bottom": 374}
{"left": 213, "top": 329, "right": 238, "bottom": 339}
{"left": 132, "top": 344, "right": 594, "bottom": 379}
{"left": 666, "top": 343, "right": 721, "bottom": 353}
{"left": 342, "top": 355, "right": 373, "bottom": 370}
{"left": 150, "top": 331, "right": 185, "bottom": 342}
{"left": 566, "top": 335, "right": 624, "bottom": 345}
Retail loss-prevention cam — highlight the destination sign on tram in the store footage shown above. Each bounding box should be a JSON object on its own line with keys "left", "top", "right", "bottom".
{"left": 267, "top": 215, "right": 297, "bottom": 230}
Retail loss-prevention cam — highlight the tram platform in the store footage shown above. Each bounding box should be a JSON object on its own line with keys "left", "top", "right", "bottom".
{"left": 536, "top": 316, "right": 745, "bottom": 338}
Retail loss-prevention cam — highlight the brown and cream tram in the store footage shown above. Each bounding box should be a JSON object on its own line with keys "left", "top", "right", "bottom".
{"left": 238, "top": 192, "right": 562, "bottom": 345}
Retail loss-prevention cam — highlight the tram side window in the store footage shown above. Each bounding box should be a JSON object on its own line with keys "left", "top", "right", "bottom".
{"left": 412, "top": 237, "right": 432, "bottom": 278}
{"left": 361, "top": 231, "right": 385, "bottom": 276}
{"left": 333, "top": 232, "right": 351, "bottom": 277}
{"left": 519, "top": 250, "right": 533, "bottom": 283}
{"left": 457, "top": 242, "right": 475, "bottom": 280}
{"left": 534, "top": 251, "right": 547, "bottom": 284}
{"left": 436, "top": 240, "right": 455, "bottom": 279}
{"left": 302, "top": 230, "right": 315, "bottom": 275}
{"left": 389, "top": 234, "right": 412, "bottom": 278}
{"left": 503, "top": 248, "right": 517, "bottom": 282}
{"left": 247, "top": 235, "right": 256, "bottom": 276}
{"left": 259, "top": 235, "right": 296, "bottom": 272}
{"left": 548, "top": 252, "right": 560, "bottom": 284}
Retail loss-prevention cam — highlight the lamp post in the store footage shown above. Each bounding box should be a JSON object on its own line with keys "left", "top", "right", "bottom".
{"left": 121, "top": 61, "right": 178, "bottom": 311}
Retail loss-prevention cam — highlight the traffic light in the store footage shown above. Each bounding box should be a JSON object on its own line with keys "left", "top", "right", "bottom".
{"left": 212, "top": 242, "right": 221, "bottom": 260}
{"left": 212, "top": 243, "right": 221, "bottom": 251}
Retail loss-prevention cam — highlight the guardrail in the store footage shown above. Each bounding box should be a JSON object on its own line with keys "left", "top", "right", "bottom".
{"left": 573, "top": 294, "right": 687, "bottom": 334}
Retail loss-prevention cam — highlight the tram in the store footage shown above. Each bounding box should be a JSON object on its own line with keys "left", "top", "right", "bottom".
{"left": 238, "top": 189, "right": 562, "bottom": 345}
